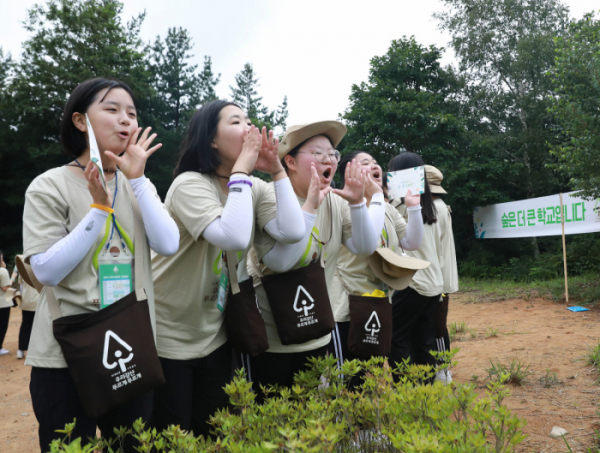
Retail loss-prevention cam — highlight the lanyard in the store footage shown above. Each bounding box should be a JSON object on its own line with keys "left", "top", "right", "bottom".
{"left": 105, "top": 171, "right": 126, "bottom": 253}
{"left": 92, "top": 171, "right": 135, "bottom": 269}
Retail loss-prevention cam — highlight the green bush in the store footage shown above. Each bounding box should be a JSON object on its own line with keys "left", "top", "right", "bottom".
{"left": 458, "top": 233, "right": 600, "bottom": 283}
{"left": 48, "top": 356, "right": 526, "bottom": 453}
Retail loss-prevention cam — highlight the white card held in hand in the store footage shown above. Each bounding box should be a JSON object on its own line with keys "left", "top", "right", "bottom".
{"left": 387, "top": 166, "right": 425, "bottom": 199}
{"left": 85, "top": 113, "right": 107, "bottom": 191}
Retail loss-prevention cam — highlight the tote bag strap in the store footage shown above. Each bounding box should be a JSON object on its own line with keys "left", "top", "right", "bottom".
{"left": 225, "top": 251, "right": 240, "bottom": 295}
{"left": 47, "top": 177, "right": 147, "bottom": 320}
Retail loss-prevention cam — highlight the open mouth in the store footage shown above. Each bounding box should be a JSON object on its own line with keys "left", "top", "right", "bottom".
{"left": 323, "top": 168, "right": 332, "bottom": 180}
{"left": 118, "top": 131, "right": 130, "bottom": 140}
{"left": 372, "top": 170, "right": 381, "bottom": 180}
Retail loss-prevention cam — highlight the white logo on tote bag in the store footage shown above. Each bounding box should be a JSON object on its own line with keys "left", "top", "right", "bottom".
{"left": 102, "top": 330, "right": 134, "bottom": 373}
{"left": 293, "top": 285, "right": 315, "bottom": 316}
{"left": 365, "top": 311, "right": 381, "bottom": 337}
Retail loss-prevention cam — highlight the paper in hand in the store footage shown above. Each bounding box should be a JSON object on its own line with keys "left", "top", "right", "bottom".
{"left": 387, "top": 166, "right": 425, "bottom": 199}
{"left": 85, "top": 113, "right": 107, "bottom": 192}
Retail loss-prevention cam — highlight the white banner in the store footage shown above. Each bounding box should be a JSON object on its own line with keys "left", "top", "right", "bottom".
{"left": 474, "top": 192, "right": 600, "bottom": 239}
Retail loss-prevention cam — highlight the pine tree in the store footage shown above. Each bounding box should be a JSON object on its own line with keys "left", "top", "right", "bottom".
{"left": 198, "top": 56, "right": 220, "bottom": 105}
{"left": 230, "top": 63, "right": 269, "bottom": 121}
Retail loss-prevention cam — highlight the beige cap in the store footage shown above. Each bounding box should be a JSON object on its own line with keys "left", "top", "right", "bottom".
{"left": 278, "top": 121, "right": 346, "bottom": 160}
{"left": 425, "top": 165, "right": 447, "bottom": 195}
{"left": 368, "top": 248, "right": 430, "bottom": 291}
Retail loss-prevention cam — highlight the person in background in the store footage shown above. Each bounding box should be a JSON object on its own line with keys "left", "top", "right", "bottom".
{"left": 0, "top": 250, "right": 14, "bottom": 356}
{"left": 426, "top": 165, "right": 459, "bottom": 384}
{"left": 387, "top": 152, "right": 444, "bottom": 379}
{"left": 14, "top": 255, "right": 39, "bottom": 360}
{"left": 329, "top": 150, "right": 423, "bottom": 387}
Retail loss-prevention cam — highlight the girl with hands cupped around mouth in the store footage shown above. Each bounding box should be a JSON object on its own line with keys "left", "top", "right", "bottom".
{"left": 240, "top": 121, "right": 387, "bottom": 403}
{"left": 327, "top": 151, "right": 424, "bottom": 388}
{"left": 150, "top": 101, "right": 305, "bottom": 438}
{"left": 22, "top": 77, "right": 179, "bottom": 453}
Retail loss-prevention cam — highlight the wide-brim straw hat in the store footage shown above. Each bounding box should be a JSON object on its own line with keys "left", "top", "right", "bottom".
{"left": 368, "top": 248, "right": 430, "bottom": 290}
{"left": 425, "top": 165, "right": 447, "bottom": 195}
{"left": 15, "top": 255, "right": 43, "bottom": 293}
{"left": 278, "top": 121, "right": 347, "bottom": 160}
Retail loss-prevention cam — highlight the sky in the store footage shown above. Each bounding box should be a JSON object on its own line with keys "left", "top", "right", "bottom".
{"left": 0, "top": 0, "right": 597, "bottom": 127}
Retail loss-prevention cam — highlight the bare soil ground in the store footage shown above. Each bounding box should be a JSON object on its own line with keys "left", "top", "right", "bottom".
{"left": 1, "top": 295, "right": 600, "bottom": 452}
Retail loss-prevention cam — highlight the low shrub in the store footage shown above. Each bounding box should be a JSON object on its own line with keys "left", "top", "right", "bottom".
{"left": 47, "top": 355, "right": 527, "bottom": 452}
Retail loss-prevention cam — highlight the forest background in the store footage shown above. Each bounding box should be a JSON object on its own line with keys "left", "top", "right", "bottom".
{"left": 0, "top": 0, "right": 599, "bottom": 285}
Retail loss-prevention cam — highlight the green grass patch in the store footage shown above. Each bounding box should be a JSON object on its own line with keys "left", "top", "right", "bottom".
{"left": 458, "top": 274, "right": 600, "bottom": 305}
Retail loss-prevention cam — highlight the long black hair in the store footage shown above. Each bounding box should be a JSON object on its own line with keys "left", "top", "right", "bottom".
{"left": 173, "top": 100, "right": 239, "bottom": 178}
{"left": 388, "top": 152, "right": 437, "bottom": 225}
{"left": 60, "top": 78, "right": 136, "bottom": 158}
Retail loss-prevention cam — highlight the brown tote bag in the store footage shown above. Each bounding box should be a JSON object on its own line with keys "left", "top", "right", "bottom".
{"left": 347, "top": 294, "right": 393, "bottom": 359}
{"left": 259, "top": 260, "right": 335, "bottom": 345}
{"left": 44, "top": 183, "right": 165, "bottom": 418}
{"left": 224, "top": 251, "right": 269, "bottom": 356}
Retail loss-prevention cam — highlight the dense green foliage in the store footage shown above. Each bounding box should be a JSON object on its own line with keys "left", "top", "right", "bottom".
{"left": 47, "top": 356, "right": 527, "bottom": 453}
{"left": 0, "top": 0, "right": 285, "bottom": 261}
{"left": 1, "top": 0, "right": 599, "bottom": 283}
{"left": 550, "top": 13, "right": 600, "bottom": 200}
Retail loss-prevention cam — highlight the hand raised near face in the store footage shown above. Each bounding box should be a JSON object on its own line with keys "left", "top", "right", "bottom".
{"left": 85, "top": 161, "right": 113, "bottom": 208}
{"left": 331, "top": 159, "right": 366, "bottom": 205}
{"left": 302, "top": 163, "right": 332, "bottom": 214}
{"left": 104, "top": 127, "right": 162, "bottom": 180}
{"left": 231, "top": 125, "right": 261, "bottom": 176}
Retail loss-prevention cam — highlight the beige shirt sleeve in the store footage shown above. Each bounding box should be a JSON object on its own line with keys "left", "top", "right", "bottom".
{"left": 23, "top": 181, "right": 70, "bottom": 259}
{"left": 170, "top": 177, "right": 224, "bottom": 242}
{"left": 340, "top": 200, "right": 353, "bottom": 245}
{"left": 391, "top": 207, "right": 407, "bottom": 241}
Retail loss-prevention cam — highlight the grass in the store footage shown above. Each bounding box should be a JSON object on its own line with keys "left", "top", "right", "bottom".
{"left": 487, "top": 359, "right": 533, "bottom": 386}
{"left": 538, "top": 369, "right": 562, "bottom": 388}
{"left": 586, "top": 343, "right": 600, "bottom": 382}
{"left": 458, "top": 274, "right": 600, "bottom": 305}
{"left": 448, "top": 321, "right": 476, "bottom": 342}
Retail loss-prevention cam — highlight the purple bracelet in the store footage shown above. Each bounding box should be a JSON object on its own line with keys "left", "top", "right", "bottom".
{"left": 227, "top": 179, "right": 253, "bottom": 188}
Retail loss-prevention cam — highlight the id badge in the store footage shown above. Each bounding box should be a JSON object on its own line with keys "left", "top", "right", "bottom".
{"left": 98, "top": 247, "right": 133, "bottom": 309}
{"left": 217, "top": 255, "right": 229, "bottom": 313}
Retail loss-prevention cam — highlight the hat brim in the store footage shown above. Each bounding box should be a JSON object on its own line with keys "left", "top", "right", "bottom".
{"left": 430, "top": 185, "right": 447, "bottom": 195}
{"left": 278, "top": 121, "right": 347, "bottom": 160}
{"left": 367, "top": 248, "right": 430, "bottom": 291}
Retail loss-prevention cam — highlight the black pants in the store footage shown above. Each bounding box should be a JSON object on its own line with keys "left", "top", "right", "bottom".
{"left": 0, "top": 306, "right": 10, "bottom": 349}
{"left": 327, "top": 321, "right": 363, "bottom": 389}
{"left": 390, "top": 287, "right": 440, "bottom": 371}
{"left": 19, "top": 310, "right": 35, "bottom": 351}
{"left": 30, "top": 367, "right": 152, "bottom": 452}
{"left": 152, "top": 342, "right": 233, "bottom": 439}
{"left": 243, "top": 345, "right": 328, "bottom": 404}
{"left": 435, "top": 294, "right": 451, "bottom": 357}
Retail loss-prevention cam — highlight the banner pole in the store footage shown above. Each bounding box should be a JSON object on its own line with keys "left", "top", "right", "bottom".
{"left": 560, "top": 193, "right": 569, "bottom": 304}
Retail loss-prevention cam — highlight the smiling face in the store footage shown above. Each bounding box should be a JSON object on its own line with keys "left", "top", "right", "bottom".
{"left": 79, "top": 87, "right": 138, "bottom": 155}
{"left": 211, "top": 105, "right": 252, "bottom": 169}
{"left": 355, "top": 152, "right": 383, "bottom": 188}
{"left": 285, "top": 135, "right": 337, "bottom": 196}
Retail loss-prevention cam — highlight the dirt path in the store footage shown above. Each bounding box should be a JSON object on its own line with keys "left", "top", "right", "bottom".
{"left": 2, "top": 296, "right": 600, "bottom": 452}
{"left": 449, "top": 295, "right": 600, "bottom": 452}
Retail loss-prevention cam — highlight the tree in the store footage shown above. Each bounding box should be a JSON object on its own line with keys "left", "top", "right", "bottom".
{"left": 342, "top": 37, "right": 465, "bottom": 168}
{"left": 435, "top": 0, "right": 571, "bottom": 257}
{"left": 550, "top": 13, "right": 600, "bottom": 199}
{"left": 229, "top": 63, "right": 287, "bottom": 132}
{"left": 146, "top": 28, "right": 220, "bottom": 196}
{"left": 198, "top": 56, "right": 221, "bottom": 105}
{"left": 0, "top": 0, "right": 151, "bottom": 259}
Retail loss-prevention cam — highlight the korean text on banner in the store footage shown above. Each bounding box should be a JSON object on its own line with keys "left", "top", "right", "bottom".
{"left": 473, "top": 192, "right": 600, "bottom": 239}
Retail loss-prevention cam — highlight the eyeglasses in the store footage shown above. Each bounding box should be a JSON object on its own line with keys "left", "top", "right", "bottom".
{"left": 297, "top": 150, "right": 341, "bottom": 163}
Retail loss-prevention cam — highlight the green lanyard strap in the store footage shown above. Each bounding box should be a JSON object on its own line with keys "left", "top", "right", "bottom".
{"left": 92, "top": 214, "right": 135, "bottom": 269}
